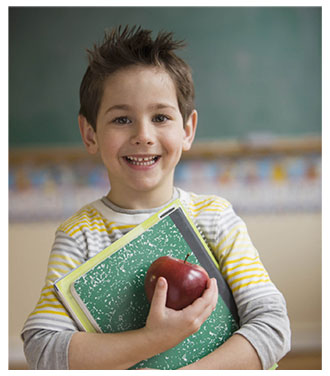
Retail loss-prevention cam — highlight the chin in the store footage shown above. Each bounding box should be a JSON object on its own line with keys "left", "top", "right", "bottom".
{"left": 132, "top": 180, "right": 171, "bottom": 196}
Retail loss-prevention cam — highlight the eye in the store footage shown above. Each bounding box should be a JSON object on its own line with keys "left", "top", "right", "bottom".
{"left": 152, "top": 114, "right": 170, "bottom": 123}
{"left": 113, "top": 116, "right": 132, "bottom": 125}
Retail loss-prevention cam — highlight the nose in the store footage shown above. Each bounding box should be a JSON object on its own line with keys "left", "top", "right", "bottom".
{"left": 130, "top": 120, "right": 155, "bottom": 146}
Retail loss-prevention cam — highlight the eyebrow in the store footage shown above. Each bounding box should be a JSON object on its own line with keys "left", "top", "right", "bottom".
{"left": 104, "top": 104, "right": 130, "bottom": 114}
{"left": 104, "top": 103, "right": 177, "bottom": 114}
{"left": 149, "top": 103, "right": 177, "bottom": 111}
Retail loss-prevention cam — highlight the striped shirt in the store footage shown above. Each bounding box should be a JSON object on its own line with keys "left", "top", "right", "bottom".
{"left": 22, "top": 188, "right": 279, "bottom": 334}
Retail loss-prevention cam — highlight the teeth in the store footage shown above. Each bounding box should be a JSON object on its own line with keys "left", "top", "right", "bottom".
{"left": 127, "top": 156, "right": 154, "bottom": 161}
{"left": 125, "top": 156, "right": 158, "bottom": 166}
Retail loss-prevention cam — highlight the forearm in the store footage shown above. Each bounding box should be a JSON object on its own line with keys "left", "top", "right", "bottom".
{"left": 23, "top": 327, "right": 163, "bottom": 370}
{"left": 24, "top": 278, "right": 217, "bottom": 370}
{"left": 68, "top": 327, "right": 162, "bottom": 370}
{"left": 69, "top": 278, "right": 217, "bottom": 370}
{"left": 182, "top": 293, "right": 290, "bottom": 370}
{"left": 181, "top": 333, "right": 261, "bottom": 370}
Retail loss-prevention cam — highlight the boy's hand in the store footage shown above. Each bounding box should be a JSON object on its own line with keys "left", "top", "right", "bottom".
{"left": 143, "top": 276, "right": 218, "bottom": 354}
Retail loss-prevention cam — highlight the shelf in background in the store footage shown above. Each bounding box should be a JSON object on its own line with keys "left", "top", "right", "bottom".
{"left": 9, "top": 135, "right": 321, "bottom": 164}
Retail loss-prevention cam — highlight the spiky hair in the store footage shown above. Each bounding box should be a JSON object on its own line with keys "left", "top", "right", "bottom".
{"left": 79, "top": 25, "right": 195, "bottom": 129}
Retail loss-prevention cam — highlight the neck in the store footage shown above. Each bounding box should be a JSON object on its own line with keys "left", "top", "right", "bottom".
{"left": 106, "top": 186, "right": 175, "bottom": 210}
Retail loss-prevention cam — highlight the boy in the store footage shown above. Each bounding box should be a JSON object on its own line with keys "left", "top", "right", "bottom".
{"left": 21, "top": 26, "right": 290, "bottom": 370}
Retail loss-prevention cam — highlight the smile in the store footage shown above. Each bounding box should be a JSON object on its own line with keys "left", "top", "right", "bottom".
{"left": 124, "top": 155, "right": 160, "bottom": 166}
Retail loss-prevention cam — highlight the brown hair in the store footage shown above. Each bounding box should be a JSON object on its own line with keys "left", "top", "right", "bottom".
{"left": 79, "top": 25, "right": 195, "bottom": 130}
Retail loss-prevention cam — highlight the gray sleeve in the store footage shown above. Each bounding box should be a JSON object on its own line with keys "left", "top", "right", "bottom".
{"left": 234, "top": 293, "right": 291, "bottom": 370}
{"left": 22, "top": 328, "right": 75, "bottom": 370}
{"left": 22, "top": 295, "right": 290, "bottom": 370}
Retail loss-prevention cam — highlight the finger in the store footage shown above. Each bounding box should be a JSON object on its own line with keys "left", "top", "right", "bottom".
{"left": 206, "top": 278, "right": 218, "bottom": 297}
{"left": 196, "top": 278, "right": 218, "bottom": 304}
{"left": 206, "top": 278, "right": 218, "bottom": 309}
{"left": 200, "top": 278, "right": 218, "bottom": 316}
{"left": 179, "top": 279, "right": 218, "bottom": 334}
{"left": 204, "top": 278, "right": 218, "bottom": 308}
{"left": 192, "top": 279, "right": 219, "bottom": 323}
{"left": 149, "top": 277, "right": 167, "bottom": 314}
{"left": 184, "top": 278, "right": 218, "bottom": 316}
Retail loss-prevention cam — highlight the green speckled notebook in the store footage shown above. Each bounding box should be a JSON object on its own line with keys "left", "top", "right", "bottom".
{"left": 54, "top": 199, "right": 239, "bottom": 370}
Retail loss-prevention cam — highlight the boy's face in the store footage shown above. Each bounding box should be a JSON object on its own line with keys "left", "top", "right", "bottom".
{"left": 79, "top": 65, "right": 197, "bottom": 209}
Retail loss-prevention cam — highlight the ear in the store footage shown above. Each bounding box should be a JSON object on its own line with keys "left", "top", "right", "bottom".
{"left": 78, "top": 115, "right": 99, "bottom": 154}
{"left": 182, "top": 110, "right": 198, "bottom": 151}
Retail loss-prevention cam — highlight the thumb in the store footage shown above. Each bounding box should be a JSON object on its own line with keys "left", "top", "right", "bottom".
{"left": 150, "top": 277, "right": 168, "bottom": 312}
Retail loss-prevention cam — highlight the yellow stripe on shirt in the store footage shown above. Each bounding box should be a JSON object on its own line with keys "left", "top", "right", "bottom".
{"left": 188, "top": 198, "right": 230, "bottom": 214}
{"left": 35, "top": 302, "right": 64, "bottom": 310}
{"left": 29, "top": 310, "right": 70, "bottom": 318}
{"left": 214, "top": 224, "right": 248, "bottom": 253}
{"left": 229, "top": 271, "right": 270, "bottom": 287}
{"left": 231, "top": 278, "right": 272, "bottom": 293}
{"left": 58, "top": 205, "right": 100, "bottom": 230}
{"left": 222, "top": 255, "right": 260, "bottom": 266}
{"left": 226, "top": 266, "right": 267, "bottom": 279}
{"left": 48, "top": 254, "right": 82, "bottom": 266}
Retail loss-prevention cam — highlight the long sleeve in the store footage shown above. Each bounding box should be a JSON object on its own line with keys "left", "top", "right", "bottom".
{"left": 181, "top": 191, "right": 291, "bottom": 369}
{"left": 21, "top": 230, "right": 85, "bottom": 334}
{"left": 21, "top": 230, "right": 85, "bottom": 369}
{"left": 211, "top": 203, "right": 291, "bottom": 368}
{"left": 22, "top": 329, "right": 74, "bottom": 370}
{"left": 21, "top": 200, "right": 138, "bottom": 369}
{"left": 235, "top": 293, "right": 291, "bottom": 369}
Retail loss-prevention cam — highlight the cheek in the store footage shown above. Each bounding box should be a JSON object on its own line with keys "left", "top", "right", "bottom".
{"left": 97, "top": 136, "right": 120, "bottom": 162}
{"left": 164, "top": 130, "right": 186, "bottom": 154}
{"left": 98, "top": 128, "right": 124, "bottom": 149}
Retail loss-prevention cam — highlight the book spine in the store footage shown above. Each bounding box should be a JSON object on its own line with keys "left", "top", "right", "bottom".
{"left": 169, "top": 208, "right": 239, "bottom": 324}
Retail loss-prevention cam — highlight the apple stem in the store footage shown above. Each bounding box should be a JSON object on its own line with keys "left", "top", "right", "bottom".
{"left": 184, "top": 253, "right": 191, "bottom": 264}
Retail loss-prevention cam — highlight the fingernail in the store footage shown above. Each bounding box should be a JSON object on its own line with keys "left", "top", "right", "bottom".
{"left": 158, "top": 277, "right": 165, "bottom": 287}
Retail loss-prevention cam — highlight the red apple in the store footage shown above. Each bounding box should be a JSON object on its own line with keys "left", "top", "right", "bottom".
{"left": 144, "top": 254, "right": 210, "bottom": 310}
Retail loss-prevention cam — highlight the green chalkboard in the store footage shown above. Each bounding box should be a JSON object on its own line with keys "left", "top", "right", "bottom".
{"left": 9, "top": 7, "right": 321, "bottom": 146}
